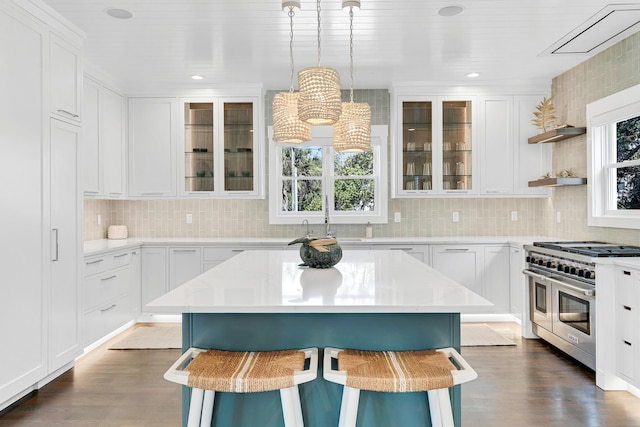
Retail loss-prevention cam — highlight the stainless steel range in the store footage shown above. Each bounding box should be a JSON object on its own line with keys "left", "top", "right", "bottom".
{"left": 523, "top": 241, "right": 640, "bottom": 370}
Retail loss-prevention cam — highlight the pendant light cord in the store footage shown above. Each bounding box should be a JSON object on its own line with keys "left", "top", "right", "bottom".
{"left": 349, "top": 6, "right": 354, "bottom": 103}
{"left": 288, "top": 6, "right": 295, "bottom": 92}
{"left": 316, "top": 0, "right": 322, "bottom": 67}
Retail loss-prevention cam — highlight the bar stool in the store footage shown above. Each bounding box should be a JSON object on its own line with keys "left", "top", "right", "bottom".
{"left": 164, "top": 347, "right": 318, "bottom": 427}
{"left": 323, "top": 347, "right": 477, "bottom": 427}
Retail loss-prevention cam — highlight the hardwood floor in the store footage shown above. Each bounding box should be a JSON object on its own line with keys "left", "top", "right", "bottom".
{"left": 2, "top": 322, "right": 640, "bottom": 426}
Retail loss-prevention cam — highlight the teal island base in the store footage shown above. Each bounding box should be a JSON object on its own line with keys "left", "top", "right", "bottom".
{"left": 181, "top": 312, "right": 462, "bottom": 427}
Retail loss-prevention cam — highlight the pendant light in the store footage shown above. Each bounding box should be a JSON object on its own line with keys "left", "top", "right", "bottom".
{"left": 297, "top": 0, "right": 342, "bottom": 125}
{"left": 273, "top": 1, "right": 311, "bottom": 143}
{"left": 333, "top": 1, "right": 371, "bottom": 153}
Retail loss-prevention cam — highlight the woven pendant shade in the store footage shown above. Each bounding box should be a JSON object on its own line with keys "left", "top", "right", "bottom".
{"left": 333, "top": 102, "right": 371, "bottom": 152}
{"left": 297, "top": 66, "right": 342, "bottom": 125}
{"left": 273, "top": 92, "right": 311, "bottom": 143}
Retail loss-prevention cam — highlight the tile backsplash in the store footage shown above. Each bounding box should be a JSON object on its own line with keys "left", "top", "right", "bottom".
{"left": 84, "top": 197, "right": 547, "bottom": 240}
{"left": 84, "top": 33, "right": 640, "bottom": 246}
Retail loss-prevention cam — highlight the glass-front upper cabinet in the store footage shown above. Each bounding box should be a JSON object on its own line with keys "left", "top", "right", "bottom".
{"left": 401, "top": 100, "right": 433, "bottom": 192}
{"left": 180, "top": 97, "right": 261, "bottom": 198}
{"left": 442, "top": 100, "right": 473, "bottom": 192}
{"left": 395, "top": 95, "right": 476, "bottom": 196}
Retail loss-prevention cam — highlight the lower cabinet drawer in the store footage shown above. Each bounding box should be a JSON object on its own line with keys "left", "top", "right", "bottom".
{"left": 82, "top": 294, "right": 133, "bottom": 347}
{"left": 84, "top": 266, "right": 131, "bottom": 312}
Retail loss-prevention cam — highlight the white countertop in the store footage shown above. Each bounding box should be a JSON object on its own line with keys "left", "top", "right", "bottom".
{"left": 84, "top": 236, "right": 547, "bottom": 256}
{"left": 146, "top": 250, "right": 493, "bottom": 314}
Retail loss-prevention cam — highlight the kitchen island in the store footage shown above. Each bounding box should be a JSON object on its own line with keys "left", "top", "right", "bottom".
{"left": 147, "top": 250, "right": 492, "bottom": 427}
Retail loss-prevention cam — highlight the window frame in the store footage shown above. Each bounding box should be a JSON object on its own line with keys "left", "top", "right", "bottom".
{"left": 587, "top": 83, "right": 640, "bottom": 229}
{"left": 268, "top": 125, "right": 388, "bottom": 225}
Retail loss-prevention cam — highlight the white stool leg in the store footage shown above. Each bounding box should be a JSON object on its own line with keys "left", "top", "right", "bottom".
{"left": 338, "top": 386, "right": 360, "bottom": 427}
{"left": 427, "top": 388, "right": 454, "bottom": 427}
{"left": 188, "top": 388, "right": 205, "bottom": 427}
{"left": 200, "top": 390, "right": 215, "bottom": 427}
{"left": 280, "top": 385, "right": 303, "bottom": 427}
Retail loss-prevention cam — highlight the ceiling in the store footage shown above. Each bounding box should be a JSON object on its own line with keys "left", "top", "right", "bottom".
{"left": 43, "top": 0, "right": 640, "bottom": 93}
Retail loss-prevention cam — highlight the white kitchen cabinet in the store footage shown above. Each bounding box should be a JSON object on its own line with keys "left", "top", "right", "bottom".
{"left": 49, "top": 118, "right": 82, "bottom": 372}
{"left": 482, "top": 245, "right": 510, "bottom": 313}
{"left": 82, "top": 78, "right": 101, "bottom": 195}
{"left": 128, "top": 98, "right": 177, "bottom": 197}
{"left": 480, "top": 96, "right": 514, "bottom": 195}
{"left": 179, "top": 97, "right": 263, "bottom": 198}
{"left": 480, "top": 95, "right": 551, "bottom": 196}
{"left": 431, "top": 244, "right": 510, "bottom": 313}
{"left": 0, "top": 1, "right": 83, "bottom": 411}
{"left": 141, "top": 247, "right": 169, "bottom": 307}
{"left": 373, "top": 244, "right": 429, "bottom": 264}
{"left": 431, "top": 245, "right": 483, "bottom": 295}
{"left": 169, "top": 247, "right": 202, "bottom": 290}
{"left": 83, "top": 77, "right": 126, "bottom": 198}
{"left": 130, "top": 249, "right": 141, "bottom": 314}
{"left": 509, "top": 245, "right": 525, "bottom": 320}
{"left": 0, "top": 2, "right": 48, "bottom": 407}
{"left": 82, "top": 251, "right": 134, "bottom": 347}
{"left": 101, "top": 85, "right": 126, "bottom": 197}
{"left": 394, "top": 95, "right": 477, "bottom": 196}
{"left": 50, "top": 33, "right": 81, "bottom": 124}
{"left": 616, "top": 267, "right": 639, "bottom": 385}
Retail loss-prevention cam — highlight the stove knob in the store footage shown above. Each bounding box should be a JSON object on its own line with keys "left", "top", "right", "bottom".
{"left": 578, "top": 269, "right": 585, "bottom": 277}
{"left": 570, "top": 267, "right": 577, "bottom": 275}
{"left": 564, "top": 266, "right": 571, "bottom": 273}
{"left": 546, "top": 261, "right": 553, "bottom": 268}
{"left": 557, "top": 264, "right": 564, "bottom": 271}
{"left": 538, "top": 259, "right": 544, "bottom": 266}
{"left": 526, "top": 256, "right": 531, "bottom": 263}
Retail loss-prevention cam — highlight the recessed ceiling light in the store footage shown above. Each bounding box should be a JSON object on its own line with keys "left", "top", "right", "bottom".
{"left": 466, "top": 72, "right": 480, "bottom": 78}
{"left": 104, "top": 8, "right": 134, "bottom": 19}
{"left": 191, "top": 75, "right": 205, "bottom": 80}
{"left": 438, "top": 5, "right": 464, "bottom": 17}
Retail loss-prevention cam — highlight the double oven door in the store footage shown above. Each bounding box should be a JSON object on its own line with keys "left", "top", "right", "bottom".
{"left": 526, "top": 269, "right": 595, "bottom": 357}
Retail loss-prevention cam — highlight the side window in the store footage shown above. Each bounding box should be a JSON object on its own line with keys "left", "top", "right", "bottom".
{"left": 587, "top": 84, "right": 640, "bottom": 229}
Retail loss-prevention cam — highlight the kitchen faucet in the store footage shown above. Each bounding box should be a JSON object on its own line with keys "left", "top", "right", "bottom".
{"left": 302, "top": 219, "right": 312, "bottom": 237}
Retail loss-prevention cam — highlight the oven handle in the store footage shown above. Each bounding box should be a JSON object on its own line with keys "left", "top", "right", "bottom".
{"left": 523, "top": 269, "right": 595, "bottom": 297}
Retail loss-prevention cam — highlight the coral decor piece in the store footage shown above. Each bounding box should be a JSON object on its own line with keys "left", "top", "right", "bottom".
{"left": 531, "top": 96, "right": 557, "bottom": 132}
{"left": 288, "top": 237, "right": 343, "bottom": 268}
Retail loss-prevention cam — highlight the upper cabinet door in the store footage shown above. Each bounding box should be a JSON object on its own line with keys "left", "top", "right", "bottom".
{"left": 480, "top": 96, "right": 514, "bottom": 195}
{"left": 441, "top": 97, "right": 476, "bottom": 194}
{"left": 399, "top": 99, "right": 434, "bottom": 194}
{"left": 128, "top": 98, "right": 177, "bottom": 197}
{"left": 50, "top": 34, "right": 81, "bottom": 123}
{"left": 179, "top": 96, "right": 262, "bottom": 198}
{"left": 221, "top": 99, "right": 257, "bottom": 195}
{"left": 82, "top": 79, "right": 101, "bottom": 195}
{"left": 101, "top": 87, "right": 126, "bottom": 197}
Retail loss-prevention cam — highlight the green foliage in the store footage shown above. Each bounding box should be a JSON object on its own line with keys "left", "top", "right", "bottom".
{"left": 616, "top": 116, "right": 640, "bottom": 209}
{"left": 280, "top": 146, "right": 375, "bottom": 213}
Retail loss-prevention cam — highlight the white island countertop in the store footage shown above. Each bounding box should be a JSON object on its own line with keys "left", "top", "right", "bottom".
{"left": 146, "top": 250, "right": 492, "bottom": 314}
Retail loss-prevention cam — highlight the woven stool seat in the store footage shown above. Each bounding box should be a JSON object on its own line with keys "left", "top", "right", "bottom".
{"left": 324, "top": 347, "right": 477, "bottom": 427}
{"left": 337, "top": 349, "right": 455, "bottom": 393}
{"left": 185, "top": 349, "right": 306, "bottom": 393}
{"left": 165, "top": 347, "right": 318, "bottom": 427}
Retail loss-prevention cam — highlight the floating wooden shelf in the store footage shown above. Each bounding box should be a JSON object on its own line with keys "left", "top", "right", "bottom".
{"left": 528, "top": 127, "right": 586, "bottom": 144}
{"left": 528, "top": 177, "right": 587, "bottom": 187}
